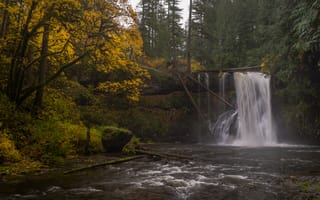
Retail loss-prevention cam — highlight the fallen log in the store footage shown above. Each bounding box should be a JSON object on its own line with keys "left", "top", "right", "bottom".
{"left": 136, "top": 149, "right": 192, "bottom": 161}
{"left": 64, "top": 155, "right": 145, "bottom": 175}
{"left": 195, "top": 66, "right": 261, "bottom": 73}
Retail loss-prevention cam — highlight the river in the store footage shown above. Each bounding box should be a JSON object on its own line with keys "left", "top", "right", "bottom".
{"left": 1, "top": 144, "right": 320, "bottom": 200}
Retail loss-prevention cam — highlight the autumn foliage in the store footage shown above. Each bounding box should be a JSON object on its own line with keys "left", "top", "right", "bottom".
{"left": 0, "top": 0, "right": 150, "bottom": 169}
{"left": 0, "top": 0, "right": 149, "bottom": 105}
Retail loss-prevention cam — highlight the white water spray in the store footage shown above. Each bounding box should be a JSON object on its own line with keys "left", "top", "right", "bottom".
{"left": 214, "top": 72, "right": 277, "bottom": 146}
{"left": 233, "top": 72, "right": 277, "bottom": 146}
{"left": 219, "top": 73, "right": 228, "bottom": 100}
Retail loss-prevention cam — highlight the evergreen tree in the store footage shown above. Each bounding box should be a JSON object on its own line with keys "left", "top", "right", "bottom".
{"left": 138, "top": 0, "right": 184, "bottom": 61}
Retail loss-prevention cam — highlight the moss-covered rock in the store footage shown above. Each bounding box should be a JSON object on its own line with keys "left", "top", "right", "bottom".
{"left": 101, "top": 126, "right": 133, "bottom": 153}
{"left": 122, "top": 136, "right": 142, "bottom": 154}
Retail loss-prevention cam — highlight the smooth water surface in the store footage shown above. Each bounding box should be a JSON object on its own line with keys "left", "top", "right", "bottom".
{"left": 1, "top": 144, "right": 320, "bottom": 200}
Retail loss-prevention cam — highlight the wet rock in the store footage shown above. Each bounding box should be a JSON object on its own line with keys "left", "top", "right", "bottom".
{"left": 101, "top": 126, "right": 132, "bottom": 153}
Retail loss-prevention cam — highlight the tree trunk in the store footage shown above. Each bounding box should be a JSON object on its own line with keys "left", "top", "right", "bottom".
{"left": 187, "top": 0, "right": 192, "bottom": 74}
{"left": 172, "top": 0, "right": 177, "bottom": 69}
{"left": 34, "top": 24, "right": 49, "bottom": 108}
{"left": 177, "top": 73, "right": 205, "bottom": 120}
{"left": 84, "top": 126, "right": 91, "bottom": 155}
{"left": 0, "top": 0, "right": 10, "bottom": 38}
{"left": 6, "top": 1, "right": 38, "bottom": 104}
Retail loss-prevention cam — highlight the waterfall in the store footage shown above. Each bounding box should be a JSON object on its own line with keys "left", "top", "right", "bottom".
{"left": 212, "top": 110, "right": 238, "bottom": 143}
{"left": 219, "top": 73, "right": 229, "bottom": 112}
{"left": 234, "top": 72, "right": 276, "bottom": 145}
{"left": 219, "top": 73, "right": 228, "bottom": 100}
{"left": 197, "top": 73, "right": 201, "bottom": 112}
{"left": 214, "top": 72, "right": 277, "bottom": 146}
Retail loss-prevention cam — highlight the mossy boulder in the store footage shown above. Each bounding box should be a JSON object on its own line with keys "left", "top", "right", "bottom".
{"left": 101, "top": 126, "right": 133, "bottom": 153}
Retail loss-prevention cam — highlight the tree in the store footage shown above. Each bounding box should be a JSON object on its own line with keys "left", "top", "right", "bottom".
{"left": 0, "top": 0, "right": 150, "bottom": 107}
{"left": 166, "top": 0, "right": 183, "bottom": 67}
{"left": 138, "top": 0, "right": 184, "bottom": 61}
{"left": 272, "top": 0, "right": 320, "bottom": 137}
{"left": 187, "top": 0, "right": 192, "bottom": 73}
{"left": 3, "top": 0, "right": 86, "bottom": 106}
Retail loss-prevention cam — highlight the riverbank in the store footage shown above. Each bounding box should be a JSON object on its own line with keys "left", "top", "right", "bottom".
{"left": 0, "top": 152, "right": 134, "bottom": 177}
{"left": 1, "top": 144, "right": 320, "bottom": 200}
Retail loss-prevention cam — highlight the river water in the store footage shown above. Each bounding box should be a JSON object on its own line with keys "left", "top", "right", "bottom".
{"left": 1, "top": 144, "right": 320, "bottom": 200}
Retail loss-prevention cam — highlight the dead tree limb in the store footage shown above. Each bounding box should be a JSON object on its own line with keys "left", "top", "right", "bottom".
{"left": 187, "top": 75, "right": 235, "bottom": 109}
{"left": 195, "top": 66, "right": 261, "bottom": 73}
{"left": 177, "top": 73, "right": 206, "bottom": 121}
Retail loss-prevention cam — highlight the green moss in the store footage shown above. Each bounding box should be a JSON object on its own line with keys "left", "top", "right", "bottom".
{"left": 0, "top": 159, "right": 42, "bottom": 175}
{"left": 101, "top": 126, "right": 132, "bottom": 153}
{"left": 315, "top": 181, "right": 320, "bottom": 192}
{"left": 24, "top": 120, "right": 87, "bottom": 164}
{"left": 122, "top": 136, "right": 141, "bottom": 154}
{"left": 300, "top": 182, "right": 311, "bottom": 191}
{"left": 75, "top": 127, "right": 104, "bottom": 154}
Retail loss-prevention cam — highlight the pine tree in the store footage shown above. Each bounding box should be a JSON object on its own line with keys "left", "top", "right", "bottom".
{"left": 138, "top": 0, "right": 184, "bottom": 61}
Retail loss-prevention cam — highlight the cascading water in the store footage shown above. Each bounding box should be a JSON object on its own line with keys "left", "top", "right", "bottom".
{"left": 219, "top": 73, "right": 228, "bottom": 100}
{"left": 233, "top": 72, "right": 277, "bottom": 145}
{"left": 218, "top": 72, "right": 229, "bottom": 113}
{"left": 197, "top": 72, "right": 211, "bottom": 118}
{"left": 214, "top": 72, "right": 277, "bottom": 146}
{"left": 212, "top": 110, "right": 238, "bottom": 143}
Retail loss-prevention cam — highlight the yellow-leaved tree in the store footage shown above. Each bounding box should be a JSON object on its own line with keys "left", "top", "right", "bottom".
{"left": 78, "top": 0, "right": 150, "bottom": 102}
{"left": 95, "top": 26, "right": 150, "bottom": 101}
{"left": 0, "top": 0, "right": 149, "bottom": 107}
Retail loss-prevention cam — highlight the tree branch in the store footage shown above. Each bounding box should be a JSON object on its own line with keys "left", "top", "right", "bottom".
{"left": 18, "top": 53, "right": 87, "bottom": 105}
{"left": 187, "top": 74, "right": 235, "bottom": 109}
{"left": 23, "top": 39, "right": 70, "bottom": 70}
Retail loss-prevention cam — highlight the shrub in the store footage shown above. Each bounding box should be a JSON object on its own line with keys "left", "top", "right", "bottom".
{"left": 20, "top": 88, "right": 88, "bottom": 164}
{"left": 101, "top": 126, "right": 132, "bottom": 153}
{"left": 39, "top": 88, "right": 82, "bottom": 124}
{"left": 24, "top": 119, "right": 86, "bottom": 164}
{"left": 0, "top": 130, "right": 22, "bottom": 164}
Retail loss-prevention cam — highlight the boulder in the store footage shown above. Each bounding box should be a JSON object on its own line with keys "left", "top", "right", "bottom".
{"left": 101, "top": 126, "right": 132, "bottom": 153}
